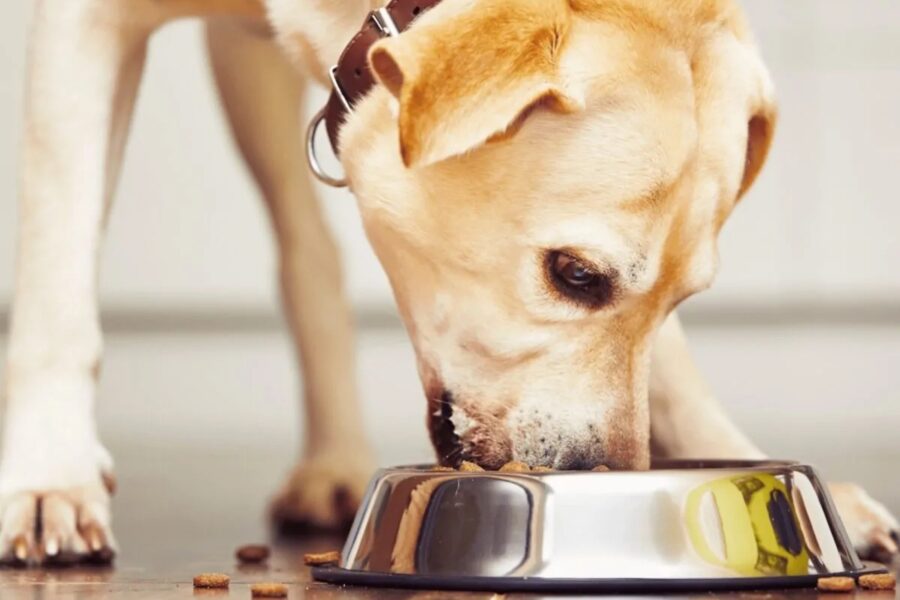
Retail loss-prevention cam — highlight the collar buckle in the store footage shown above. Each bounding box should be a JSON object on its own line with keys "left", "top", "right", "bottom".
{"left": 370, "top": 7, "right": 401, "bottom": 37}
{"left": 307, "top": 2, "right": 420, "bottom": 188}
{"left": 330, "top": 8, "right": 400, "bottom": 115}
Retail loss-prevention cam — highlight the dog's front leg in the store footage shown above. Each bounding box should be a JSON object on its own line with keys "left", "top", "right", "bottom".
{"left": 0, "top": 1, "right": 153, "bottom": 563}
{"left": 205, "top": 17, "right": 375, "bottom": 532}
{"left": 650, "top": 312, "right": 898, "bottom": 557}
{"left": 649, "top": 313, "right": 764, "bottom": 460}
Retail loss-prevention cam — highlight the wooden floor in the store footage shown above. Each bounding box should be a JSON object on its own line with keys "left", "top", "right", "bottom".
{"left": 0, "top": 448, "right": 896, "bottom": 599}
{"left": 0, "top": 328, "right": 897, "bottom": 598}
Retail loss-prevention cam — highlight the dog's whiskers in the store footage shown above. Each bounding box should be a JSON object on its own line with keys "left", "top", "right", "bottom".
{"left": 441, "top": 444, "right": 463, "bottom": 466}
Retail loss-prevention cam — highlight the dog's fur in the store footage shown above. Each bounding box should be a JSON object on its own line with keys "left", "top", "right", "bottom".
{"left": 1, "top": 0, "right": 897, "bottom": 563}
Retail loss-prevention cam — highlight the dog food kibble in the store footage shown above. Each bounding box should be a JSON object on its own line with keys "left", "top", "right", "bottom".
{"left": 499, "top": 461, "right": 531, "bottom": 473}
{"left": 250, "top": 582, "right": 289, "bottom": 598}
{"left": 193, "top": 573, "right": 231, "bottom": 589}
{"left": 531, "top": 466, "right": 554, "bottom": 473}
{"left": 303, "top": 550, "right": 341, "bottom": 566}
{"left": 859, "top": 573, "right": 896, "bottom": 591}
{"left": 430, "top": 465, "right": 455, "bottom": 472}
{"left": 235, "top": 544, "right": 270, "bottom": 564}
{"left": 817, "top": 577, "right": 856, "bottom": 592}
{"left": 459, "top": 461, "right": 485, "bottom": 472}
{"left": 592, "top": 465, "right": 611, "bottom": 472}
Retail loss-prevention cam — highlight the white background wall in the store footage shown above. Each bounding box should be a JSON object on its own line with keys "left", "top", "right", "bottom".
{"left": 1, "top": 1, "right": 898, "bottom": 318}
{"left": 0, "top": 1, "right": 898, "bottom": 518}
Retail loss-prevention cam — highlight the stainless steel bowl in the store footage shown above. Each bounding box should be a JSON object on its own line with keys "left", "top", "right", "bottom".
{"left": 312, "top": 460, "right": 886, "bottom": 593}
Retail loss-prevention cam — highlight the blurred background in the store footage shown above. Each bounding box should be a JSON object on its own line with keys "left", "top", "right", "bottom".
{"left": 0, "top": 0, "right": 898, "bottom": 542}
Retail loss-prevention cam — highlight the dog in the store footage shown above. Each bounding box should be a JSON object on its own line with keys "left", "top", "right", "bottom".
{"left": 1, "top": 0, "right": 897, "bottom": 564}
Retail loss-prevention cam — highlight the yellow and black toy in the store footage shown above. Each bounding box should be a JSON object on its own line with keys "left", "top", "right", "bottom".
{"left": 685, "top": 474, "right": 809, "bottom": 577}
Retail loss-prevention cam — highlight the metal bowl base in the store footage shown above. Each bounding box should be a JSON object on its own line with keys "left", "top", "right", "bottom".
{"left": 313, "top": 563, "right": 888, "bottom": 594}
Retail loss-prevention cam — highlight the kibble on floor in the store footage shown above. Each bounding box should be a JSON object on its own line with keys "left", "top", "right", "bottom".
{"left": 193, "top": 573, "right": 231, "bottom": 589}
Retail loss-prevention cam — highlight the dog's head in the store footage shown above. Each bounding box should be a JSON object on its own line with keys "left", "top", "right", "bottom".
{"left": 338, "top": 0, "right": 775, "bottom": 470}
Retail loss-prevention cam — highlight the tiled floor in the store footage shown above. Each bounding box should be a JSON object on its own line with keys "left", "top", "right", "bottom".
{"left": 0, "top": 324, "right": 897, "bottom": 597}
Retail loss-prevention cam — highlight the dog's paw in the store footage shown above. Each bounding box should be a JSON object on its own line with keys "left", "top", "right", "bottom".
{"left": 0, "top": 478, "right": 116, "bottom": 566}
{"left": 0, "top": 371, "right": 117, "bottom": 566}
{"left": 829, "top": 482, "right": 899, "bottom": 560}
{"left": 270, "top": 453, "right": 375, "bottom": 534}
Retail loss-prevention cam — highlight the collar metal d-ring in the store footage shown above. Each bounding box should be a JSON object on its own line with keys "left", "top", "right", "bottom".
{"left": 306, "top": 105, "right": 348, "bottom": 188}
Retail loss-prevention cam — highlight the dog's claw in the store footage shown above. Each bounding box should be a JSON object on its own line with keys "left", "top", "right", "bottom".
{"left": 79, "top": 522, "right": 114, "bottom": 563}
{"left": 13, "top": 536, "right": 28, "bottom": 562}
{"left": 0, "top": 481, "right": 116, "bottom": 567}
{"left": 44, "top": 537, "right": 59, "bottom": 558}
{"left": 85, "top": 526, "right": 102, "bottom": 552}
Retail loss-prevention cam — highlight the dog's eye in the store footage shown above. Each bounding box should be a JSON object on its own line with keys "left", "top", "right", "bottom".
{"left": 548, "top": 251, "right": 616, "bottom": 308}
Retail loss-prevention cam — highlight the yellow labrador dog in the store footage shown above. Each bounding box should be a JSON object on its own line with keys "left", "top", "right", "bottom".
{"left": 1, "top": 0, "right": 897, "bottom": 564}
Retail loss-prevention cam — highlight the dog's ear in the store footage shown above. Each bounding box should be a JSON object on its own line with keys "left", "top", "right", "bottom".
{"left": 733, "top": 34, "right": 777, "bottom": 201}
{"left": 368, "top": 0, "right": 582, "bottom": 168}
{"left": 737, "top": 84, "right": 776, "bottom": 200}
{"left": 694, "top": 26, "right": 777, "bottom": 204}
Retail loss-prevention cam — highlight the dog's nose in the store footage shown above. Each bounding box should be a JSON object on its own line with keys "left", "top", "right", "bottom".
{"left": 429, "top": 390, "right": 464, "bottom": 466}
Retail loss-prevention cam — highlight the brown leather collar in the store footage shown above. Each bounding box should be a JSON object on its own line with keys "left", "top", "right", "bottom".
{"left": 323, "top": 0, "right": 441, "bottom": 156}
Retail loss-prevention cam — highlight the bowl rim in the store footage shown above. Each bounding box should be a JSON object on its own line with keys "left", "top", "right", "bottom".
{"left": 382, "top": 458, "right": 804, "bottom": 474}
